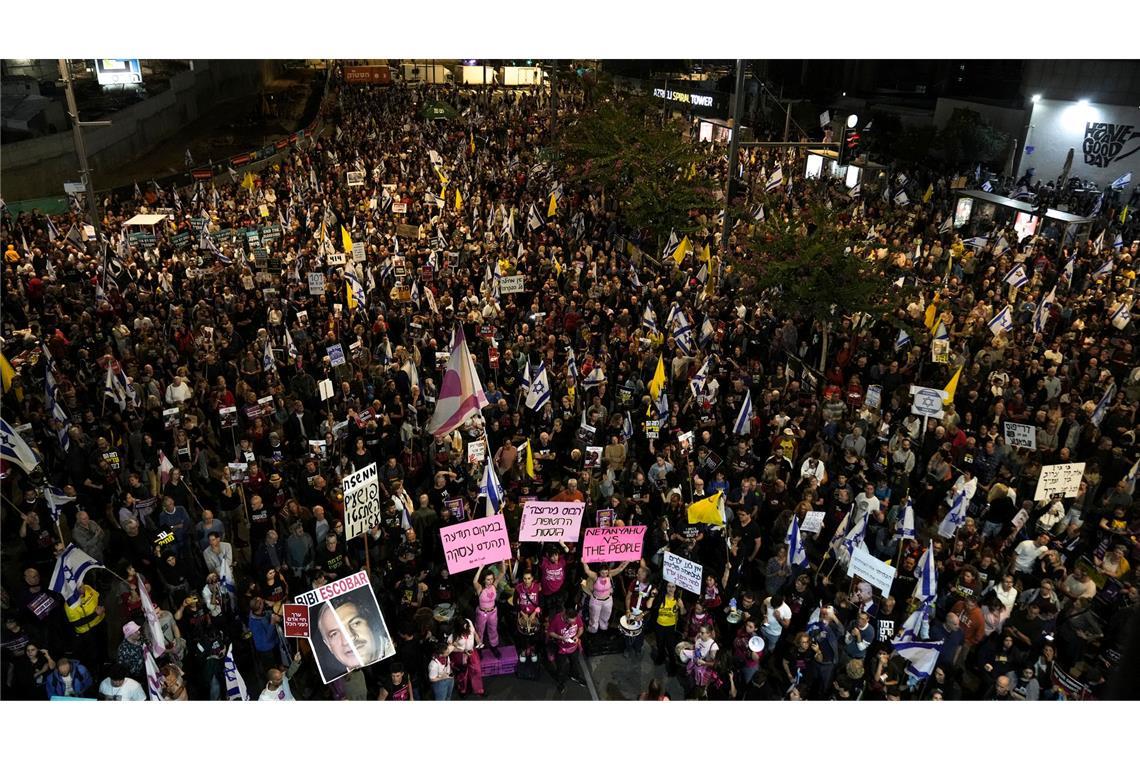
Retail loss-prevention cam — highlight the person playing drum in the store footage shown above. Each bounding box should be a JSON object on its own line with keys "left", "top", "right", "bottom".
{"left": 622, "top": 565, "right": 657, "bottom": 658}
{"left": 582, "top": 559, "right": 630, "bottom": 634}
{"left": 514, "top": 567, "right": 543, "bottom": 663}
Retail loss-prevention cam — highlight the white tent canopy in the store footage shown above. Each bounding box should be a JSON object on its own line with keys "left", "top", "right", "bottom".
{"left": 123, "top": 213, "right": 168, "bottom": 226}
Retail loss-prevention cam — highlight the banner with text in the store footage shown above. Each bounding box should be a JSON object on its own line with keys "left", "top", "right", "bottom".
{"left": 582, "top": 526, "right": 647, "bottom": 563}
{"left": 663, "top": 551, "right": 702, "bottom": 594}
{"left": 440, "top": 514, "right": 511, "bottom": 573}
{"left": 518, "top": 500, "right": 586, "bottom": 543}
{"left": 342, "top": 463, "right": 381, "bottom": 540}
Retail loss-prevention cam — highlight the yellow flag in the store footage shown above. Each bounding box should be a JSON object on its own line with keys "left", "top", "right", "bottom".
{"left": 547, "top": 192, "right": 557, "bottom": 218}
{"left": 688, "top": 491, "right": 724, "bottom": 526}
{"left": 672, "top": 235, "right": 692, "bottom": 265}
{"left": 435, "top": 166, "right": 448, "bottom": 188}
{"left": 1, "top": 352, "right": 21, "bottom": 400}
{"left": 929, "top": 312, "right": 945, "bottom": 337}
{"left": 686, "top": 162, "right": 697, "bottom": 181}
{"left": 923, "top": 183, "right": 934, "bottom": 203}
{"left": 241, "top": 172, "right": 255, "bottom": 191}
{"left": 698, "top": 243, "right": 711, "bottom": 263}
{"left": 470, "top": 133, "right": 476, "bottom": 155}
{"left": 923, "top": 302, "right": 938, "bottom": 330}
{"left": 341, "top": 226, "right": 353, "bottom": 253}
{"left": 1122, "top": 205, "right": 1130, "bottom": 224}
{"left": 523, "top": 439, "right": 535, "bottom": 479}
{"left": 346, "top": 281, "right": 357, "bottom": 311}
{"left": 648, "top": 355, "right": 666, "bottom": 400}
{"left": 943, "top": 364, "right": 963, "bottom": 402}
{"left": 455, "top": 188, "right": 463, "bottom": 212}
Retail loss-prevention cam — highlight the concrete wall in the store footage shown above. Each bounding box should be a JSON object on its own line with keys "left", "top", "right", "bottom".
{"left": 933, "top": 97, "right": 1025, "bottom": 141}
{"left": 1, "top": 60, "right": 280, "bottom": 200}
{"left": 1018, "top": 98, "right": 1140, "bottom": 188}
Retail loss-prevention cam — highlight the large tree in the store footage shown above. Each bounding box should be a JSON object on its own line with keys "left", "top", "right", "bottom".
{"left": 552, "top": 93, "right": 716, "bottom": 249}
{"left": 936, "top": 108, "right": 1010, "bottom": 169}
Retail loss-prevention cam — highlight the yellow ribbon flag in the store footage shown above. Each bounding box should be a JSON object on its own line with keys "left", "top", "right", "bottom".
{"left": 1, "top": 352, "right": 22, "bottom": 400}
{"left": 686, "top": 162, "right": 697, "bottom": 181}
{"left": 923, "top": 302, "right": 938, "bottom": 330}
{"left": 469, "top": 133, "right": 476, "bottom": 155}
{"left": 672, "top": 235, "right": 692, "bottom": 265}
{"left": 547, "top": 192, "right": 557, "bottom": 218}
{"left": 1121, "top": 205, "right": 1130, "bottom": 224}
{"left": 346, "top": 281, "right": 357, "bottom": 311}
{"left": 930, "top": 312, "right": 947, "bottom": 337}
{"left": 688, "top": 491, "right": 724, "bottom": 526}
{"left": 648, "top": 355, "right": 666, "bottom": 400}
{"left": 922, "top": 184, "right": 934, "bottom": 203}
{"left": 455, "top": 188, "right": 463, "bottom": 212}
{"left": 341, "top": 226, "right": 353, "bottom": 254}
{"left": 943, "top": 364, "right": 963, "bottom": 403}
{"left": 698, "top": 243, "right": 711, "bottom": 263}
{"left": 523, "top": 439, "right": 535, "bottom": 479}
{"left": 241, "top": 172, "right": 255, "bottom": 191}
{"left": 435, "top": 166, "right": 449, "bottom": 188}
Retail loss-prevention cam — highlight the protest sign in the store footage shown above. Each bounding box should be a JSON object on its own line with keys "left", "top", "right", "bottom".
{"left": 318, "top": 378, "right": 335, "bottom": 401}
{"left": 352, "top": 241, "right": 366, "bottom": 262}
{"left": 865, "top": 384, "right": 882, "bottom": 410}
{"left": 327, "top": 344, "right": 346, "bottom": 367}
{"left": 595, "top": 509, "right": 615, "bottom": 528}
{"left": 518, "top": 500, "right": 586, "bottom": 543}
{"left": 342, "top": 463, "right": 381, "bottom": 540}
{"left": 800, "top": 511, "right": 825, "bottom": 534}
{"left": 295, "top": 571, "right": 395, "bottom": 684}
{"left": 219, "top": 405, "right": 238, "bottom": 429}
{"left": 347, "top": 170, "right": 365, "bottom": 187}
{"left": 1034, "top": 462, "right": 1085, "bottom": 501}
{"left": 282, "top": 604, "right": 310, "bottom": 638}
{"left": 910, "top": 385, "right": 947, "bottom": 419}
{"left": 582, "top": 526, "right": 647, "bottom": 563}
{"left": 663, "top": 551, "right": 702, "bottom": 594}
{"left": 439, "top": 514, "right": 511, "bottom": 573}
{"left": 467, "top": 439, "right": 486, "bottom": 465}
{"left": 327, "top": 251, "right": 346, "bottom": 266}
{"left": 500, "top": 275, "right": 525, "bottom": 294}
{"left": 1004, "top": 422, "right": 1037, "bottom": 450}
{"left": 847, "top": 544, "right": 897, "bottom": 597}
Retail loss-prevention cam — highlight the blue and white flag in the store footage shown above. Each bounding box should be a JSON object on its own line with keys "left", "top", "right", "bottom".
{"left": 525, "top": 364, "right": 552, "bottom": 411}
{"left": 621, "top": 412, "right": 634, "bottom": 442}
{"left": 1090, "top": 193, "right": 1104, "bottom": 217}
{"left": 137, "top": 572, "right": 168, "bottom": 656}
{"left": 1033, "top": 286, "right": 1056, "bottom": 334}
{"left": 1110, "top": 301, "right": 1132, "bottom": 329}
{"left": 262, "top": 339, "right": 275, "bottom": 374}
{"left": 698, "top": 318, "right": 716, "bottom": 348}
{"left": 283, "top": 328, "right": 299, "bottom": 362}
{"left": 49, "top": 544, "right": 104, "bottom": 606}
{"left": 1112, "top": 233, "right": 1124, "bottom": 250}
{"left": 939, "top": 215, "right": 953, "bottom": 234}
{"left": 345, "top": 270, "right": 366, "bottom": 309}
{"left": 103, "top": 365, "right": 129, "bottom": 410}
{"left": 44, "top": 486, "right": 76, "bottom": 523}
{"left": 732, "top": 390, "right": 752, "bottom": 436}
{"left": 223, "top": 643, "right": 249, "bottom": 701}
{"left": 1110, "top": 172, "right": 1132, "bottom": 191}
{"left": 655, "top": 389, "right": 670, "bottom": 418}
{"left": 1003, "top": 263, "right": 1029, "bottom": 288}
{"left": 480, "top": 451, "right": 504, "bottom": 517}
{"left": 113, "top": 363, "right": 136, "bottom": 407}
{"left": 582, "top": 366, "right": 606, "bottom": 390}
{"left": 993, "top": 235, "right": 1010, "bottom": 256}
{"left": 914, "top": 541, "right": 938, "bottom": 602}
{"left": 988, "top": 305, "right": 1013, "bottom": 336}
{"left": 894, "top": 601, "right": 932, "bottom": 643}
{"left": 765, "top": 167, "right": 783, "bottom": 192}
{"left": 786, "top": 515, "right": 809, "bottom": 569}
{"left": 895, "top": 499, "right": 915, "bottom": 540}
{"left": 1092, "top": 230, "right": 1106, "bottom": 255}
{"left": 566, "top": 347, "right": 579, "bottom": 382}
{"left": 893, "top": 189, "right": 909, "bottom": 206}
{"left": 689, "top": 357, "right": 710, "bottom": 399}
{"left": 519, "top": 358, "right": 533, "bottom": 396}
{"left": 840, "top": 510, "right": 870, "bottom": 556}
{"left": 892, "top": 638, "right": 943, "bottom": 680}
{"left": 938, "top": 489, "right": 968, "bottom": 539}
{"left": 1090, "top": 383, "right": 1115, "bottom": 428}
{"left": 1092, "top": 258, "right": 1115, "bottom": 279}
{"left": 962, "top": 236, "right": 989, "bottom": 249}
{"left": 662, "top": 229, "right": 680, "bottom": 260}
{"left": 1063, "top": 252, "right": 1077, "bottom": 280}
{"left": 672, "top": 311, "right": 695, "bottom": 355}
{"left": 0, "top": 417, "right": 40, "bottom": 473}
{"left": 895, "top": 329, "right": 912, "bottom": 350}
{"left": 981, "top": 180, "right": 993, "bottom": 192}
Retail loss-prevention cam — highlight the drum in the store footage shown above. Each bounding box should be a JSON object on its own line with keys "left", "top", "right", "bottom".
{"left": 517, "top": 614, "right": 539, "bottom": 637}
{"left": 619, "top": 615, "right": 643, "bottom": 638}
{"left": 675, "top": 642, "right": 695, "bottom": 664}
{"left": 433, "top": 603, "right": 456, "bottom": 624}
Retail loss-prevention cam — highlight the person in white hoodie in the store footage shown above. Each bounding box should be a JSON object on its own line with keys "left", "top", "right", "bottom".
{"left": 259, "top": 653, "right": 303, "bottom": 701}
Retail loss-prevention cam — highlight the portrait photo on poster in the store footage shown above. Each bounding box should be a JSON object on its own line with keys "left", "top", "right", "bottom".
{"left": 303, "top": 572, "right": 396, "bottom": 684}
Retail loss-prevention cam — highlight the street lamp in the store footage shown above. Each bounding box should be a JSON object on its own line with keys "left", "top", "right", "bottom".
{"left": 1031, "top": 93, "right": 1042, "bottom": 103}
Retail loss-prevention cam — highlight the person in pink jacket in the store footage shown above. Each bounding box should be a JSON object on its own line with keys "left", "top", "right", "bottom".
{"left": 472, "top": 565, "right": 501, "bottom": 658}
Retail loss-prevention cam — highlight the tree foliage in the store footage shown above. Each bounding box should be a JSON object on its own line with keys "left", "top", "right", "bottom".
{"left": 732, "top": 203, "right": 906, "bottom": 326}
{"left": 936, "top": 108, "right": 1009, "bottom": 169}
{"left": 553, "top": 94, "right": 716, "bottom": 247}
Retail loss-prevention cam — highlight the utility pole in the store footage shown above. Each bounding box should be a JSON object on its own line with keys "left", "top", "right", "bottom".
{"left": 58, "top": 59, "right": 108, "bottom": 247}
{"left": 721, "top": 59, "right": 746, "bottom": 256}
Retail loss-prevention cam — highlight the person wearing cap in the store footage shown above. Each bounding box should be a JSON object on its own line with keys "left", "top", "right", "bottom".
{"left": 116, "top": 622, "right": 146, "bottom": 683}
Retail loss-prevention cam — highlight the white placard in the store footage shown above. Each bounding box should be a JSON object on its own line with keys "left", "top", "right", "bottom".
{"left": 347, "top": 170, "right": 365, "bottom": 187}
{"left": 910, "top": 385, "right": 948, "bottom": 419}
{"left": 1011, "top": 509, "right": 1030, "bottom": 530}
{"left": 308, "top": 272, "right": 325, "bottom": 295}
{"left": 847, "top": 544, "right": 897, "bottom": 597}
{"left": 800, "top": 511, "right": 825, "bottom": 534}
{"left": 392, "top": 202, "right": 407, "bottom": 214}
{"left": 467, "top": 439, "right": 486, "bottom": 464}
{"left": 500, "top": 275, "right": 525, "bottom": 294}
{"left": 819, "top": 111, "right": 831, "bottom": 128}
{"left": 327, "top": 251, "right": 346, "bottom": 266}
{"left": 662, "top": 551, "right": 702, "bottom": 594}
{"left": 864, "top": 384, "right": 882, "bottom": 410}
{"left": 1003, "top": 422, "right": 1037, "bottom": 450}
{"left": 318, "top": 378, "right": 335, "bottom": 401}
{"left": 351, "top": 241, "right": 366, "bottom": 262}
{"left": 1034, "top": 462, "right": 1085, "bottom": 501}
{"left": 343, "top": 463, "right": 381, "bottom": 540}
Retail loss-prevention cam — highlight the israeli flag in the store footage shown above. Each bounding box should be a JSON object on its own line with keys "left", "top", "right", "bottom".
{"left": 44, "top": 486, "right": 76, "bottom": 523}
{"left": 1003, "top": 263, "right": 1029, "bottom": 288}
{"left": 672, "top": 311, "right": 695, "bottom": 355}
{"left": 527, "top": 203, "right": 544, "bottom": 231}
{"left": 1090, "top": 192, "right": 1104, "bottom": 217}
{"left": 1092, "top": 258, "right": 1114, "bottom": 279}
{"left": 840, "top": 511, "right": 870, "bottom": 556}
{"left": 893, "top": 190, "right": 909, "bottom": 206}
{"left": 939, "top": 215, "right": 953, "bottom": 234}
{"left": 988, "top": 305, "right": 1013, "bottom": 336}
{"left": 981, "top": 180, "right": 993, "bottom": 192}
{"left": 689, "top": 357, "right": 710, "bottom": 399}
{"left": 582, "top": 366, "right": 606, "bottom": 389}
{"left": 765, "top": 167, "right": 783, "bottom": 192}
{"left": 480, "top": 451, "right": 504, "bottom": 517}
{"left": 525, "top": 364, "right": 552, "bottom": 411}
{"left": 283, "top": 328, "right": 299, "bottom": 361}
{"left": 848, "top": 185, "right": 861, "bottom": 199}
{"left": 49, "top": 544, "right": 105, "bottom": 606}
{"left": 223, "top": 644, "right": 249, "bottom": 701}
{"left": 655, "top": 389, "right": 670, "bottom": 418}
{"left": 895, "top": 329, "right": 912, "bottom": 350}
{"left": 622, "top": 412, "right": 634, "bottom": 442}
{"left": 1112, "top": 233, "right": 1124, "bottom": 250}
{"left": 1110, "top": 172, "right": 1132, "bottom": 191}
{"left": 1, "top": 418, "right": 42, "bottom": 474}
{"left": 786, "top": 515, "right": 809, "bottom": 569}
{"left": 895, "top": 499, "right": 915, "bottom": 540}
{"left": 261, "top": 339, "right": 275, "bottom": 374}
{"left": 962, "top": 236, "right": 989, "bottom": 249}
{"left": 993, "top": 235, "right": 1010, "bottom": 256}
{"left": 1090, "top": 383, "right": 1115, "bottom": 428}
{"left": 145, "top": 647, "right": 164, "bottom": 701}
{"left": 933, "top": 320, "right": 948, "bottom": 340}
{"left": 566, "top": 347, "right": 579, "bottom": 382}
{"left": 733, "top": 390, "right": 752, "bottom": 436}
{"left": 752, "top": 203, "right": 766, "bottom": 221}
{"left": 699, "top": 318, "right": 716, "bottom": 348}
{"left": 914, "top": 541, "right": 938, "bottom": 602}
{"left": 1110, "top": 301, "right": 1132, "bottom": 329}
{"left": 892, "top": 638, "right": 943, "bottom": 680}
{"left": 1063, "top": 253, "right": 1077, "bottom": 280}
{"left": 1033, "top": 286, "right": 1056, "bottom": 334}
{"left": 938, "top": 489, "right": 969, "bottom": 539}
{"left": 894, "top": 601, "right": 932, "bottom": 643}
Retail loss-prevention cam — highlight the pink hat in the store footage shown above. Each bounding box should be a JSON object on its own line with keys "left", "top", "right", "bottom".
{"left": 122, "top": 621, "right": 141, "bottom": 637}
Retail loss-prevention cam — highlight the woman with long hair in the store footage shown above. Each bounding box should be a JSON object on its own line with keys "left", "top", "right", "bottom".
{"left": 650, "top": 581, "right": 685, "bottom": 675}
{"left": 447, "top": 616, "right": 486, "bottom": 698}
{"left": 581, "top": 559, "right": 629, "bottom": 634}
{"left": 471, "top": 564, "right": 501, "bottom": 658}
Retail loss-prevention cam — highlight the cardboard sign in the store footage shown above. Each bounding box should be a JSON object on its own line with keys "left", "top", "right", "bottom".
{"left": 445, "top": 497, "right": 466, "bottom": 522}
{"left": 582, "top": 526, "right": 647, "bottom": 563}
{"left": 295, "top": 571, "right": 394, "bottom": 684}
{"left": 219, "top": 405, "right": 238, "bottom": 429}
{"left": 347, "top": 170, "right": 365, "bottom": 187}
{"left": 282, "top": 604, "right": 310, "bottom": 638}
{"left": 1004, "top": 422, "right": 1037, "bottom": 450}
{"left": 663, "top": 551, "right": 702, "bottom": 594}
{"left": 585, "top": 446, "right": 603, "bottom": 468}
{"left": 518, "top": 500, "right": 586, "bottom": 543}
{"left": 500, "top": 275, "right": 525, "bottom": 294}
{"left": 308, "top": 272, "right": 326, "bottom": 295}
{"left": 467, "top": 439, "right": 486, "bottom": 464}
{"left": 327, "top": 251, "right": 347, "bottom": 266}
{"left": 318, "top": 378, "right": 335, "bottom": 401}
{"left": 352, "top": 241, "right": 366, "bottom": 262}
{"left": 800, "top": 511, "right": 825, "bottom": 534}
{"left": 1034, "top": 462, "right": 1085, "bottom": 501}
{"left": 931, "top": 339, "right": 950, "bottom": 364}
{"left": 596, "top": 508, "right": 615, "bottom": 528}
{"left": 391, "top": 202, "right": 407, "bottom": 214}
{"left": 327, "top": 344, "right": 346, "bottom": 367}
{"left": 439, "top": 514, "right": 511, "bottom": 573}
{"left": 343, "top": 463, "right": 381, "bottom": 540}
{"left": 865, "top": 384, "right": 882, "bottom": 410}
{"left": 847, "top": 544, "right": 897, "bottom": 597}
{"left": 910, "top": 385, "right": 948, "bottom": 419}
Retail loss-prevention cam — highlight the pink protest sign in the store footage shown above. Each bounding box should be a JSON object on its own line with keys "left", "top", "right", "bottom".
{"left": 439, "top": 514, "right": 511, "bottom": 573}
{"left": 518, "top": 500, "right": 586, "bottom": 543}
{"left": 582, "top": 526, "right": 647, "bottom": 563}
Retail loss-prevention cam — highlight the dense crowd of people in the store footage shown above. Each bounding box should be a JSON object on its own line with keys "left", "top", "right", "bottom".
{"left": 1, "top": 67, "right": 1137, "bottom": 702}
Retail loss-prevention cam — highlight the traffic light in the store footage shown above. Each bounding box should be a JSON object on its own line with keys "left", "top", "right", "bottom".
{"left": 839, "top": 113, "right": 861, "bottom": 166}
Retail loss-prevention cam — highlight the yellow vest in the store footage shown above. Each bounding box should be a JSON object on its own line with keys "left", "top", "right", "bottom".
{"left": 65, "top": 585, "right": 105, "bottom": 634}
{"left": 657, "top": 595, "right": 678, "bottom": 627}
